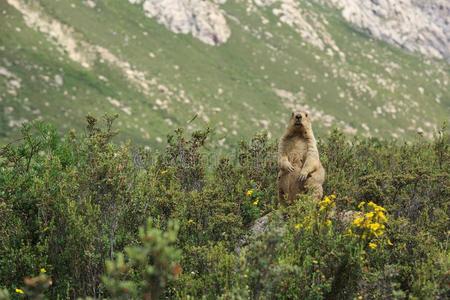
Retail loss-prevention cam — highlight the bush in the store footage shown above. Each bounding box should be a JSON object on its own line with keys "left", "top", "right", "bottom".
{"left": 102, "top": 218, "right": 181, "bottom": 299}
{"left": 0, "top": 117, "right": 448, "bottom": 299}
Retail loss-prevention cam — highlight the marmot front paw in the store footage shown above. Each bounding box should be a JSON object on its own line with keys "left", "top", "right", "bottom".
{"left": 298, "top": 171, "right": 308, "bottom": 181}
{"left": 286, "top": 164, "right": 295, "bottom": 173}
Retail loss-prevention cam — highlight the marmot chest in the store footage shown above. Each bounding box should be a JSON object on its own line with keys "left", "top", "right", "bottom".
{"left": 287, "top": 138, "right": 308, "bottom": 166}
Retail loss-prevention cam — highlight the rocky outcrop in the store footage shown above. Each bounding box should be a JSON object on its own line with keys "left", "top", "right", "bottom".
{"left": 235, "top": 211, "right": 285, "bottom": 254}
{"left": 255, "top": 0, "right": 345, "bottom": 58}
{"left": 129, "top": 0, "right": 231, "bottom": 46}
{"left": 127, "top": 0, "right": 450, "bottom": 60}
{"left": 329, "top": 0, "right": 450, "bottom": 61}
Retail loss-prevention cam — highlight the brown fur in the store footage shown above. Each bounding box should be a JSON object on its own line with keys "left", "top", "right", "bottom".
{"left": 277, "top": 110, "right": 325, "bottom": 206}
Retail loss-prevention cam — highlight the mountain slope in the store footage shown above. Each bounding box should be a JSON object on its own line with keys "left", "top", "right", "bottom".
{"left": 1, "top": 0, "right": 449, "bottom": 146}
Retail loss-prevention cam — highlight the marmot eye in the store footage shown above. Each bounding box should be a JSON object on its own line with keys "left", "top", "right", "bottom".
{"left": 305, "top": 113, "right": 308, "bottom": 117}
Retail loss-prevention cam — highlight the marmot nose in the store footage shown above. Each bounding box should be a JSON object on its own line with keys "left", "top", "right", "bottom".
{"left": 295, "top": 115, "right": 302, "bottom": 120}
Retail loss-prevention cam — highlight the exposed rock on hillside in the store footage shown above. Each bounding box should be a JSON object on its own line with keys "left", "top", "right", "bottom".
{"left": 255, "top": 0, "right": 345, "bottom": 58}
{"left": 129, "top": 0, "right": 231, "bottom": 45}
{"left": 329, "top": 0, "right": 450, "bottom": 61}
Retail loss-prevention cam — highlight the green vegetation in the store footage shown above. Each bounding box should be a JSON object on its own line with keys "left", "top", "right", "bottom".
{"left": 1, "top": 116, "right": 448, "bottom": 299}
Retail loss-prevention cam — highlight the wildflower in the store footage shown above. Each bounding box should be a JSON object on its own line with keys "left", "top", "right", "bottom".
{"left": 246, "top": 189, "right": 254, "bottom": 197}
{"left": 187, "top": 219, "right": 195, "bottom": 225}
{"left": 364, "top": 212, "right": 375, "bottom": 219}
{"left": 352, "top": 217, "right": 364, "bottom": 227}
{"left": 294, "top": 223, "right": 302, "bottom": 230}
{"left": 368, "top": 201, "right": 386, "bottom": 212}
{"left": 368, "top": 242, "right": 377, "bottom": 249}
{"left": 387, "top": 239, "right": 393, "bottom": 246}
{"left": 252, "top": 198, "right": 259, "bottom": 206}
{"left": 330, "top": 194, "right": 336, "bottom": 199}
{"left": 319, "top": 196, "right": 335, "bottom": 211}
{"left": 368, "top": 223, "right": 381, "bottom": 232}
{"left": 322, "top": 197, "right": 332, "bottom": 205}
{"left": 377, "top": 211, "right": 388, "bottom": 223}
{"left": 40, "top": 267, "right": 46, "bottom": 273}
{"left": 325, "top": 220, "right": 332, "bottom": 226}
{"left": 15, "top": 288, "right": 24, "bottom": 294}
{"left": 357, "top": 201, "right": 366, "bottom": 209}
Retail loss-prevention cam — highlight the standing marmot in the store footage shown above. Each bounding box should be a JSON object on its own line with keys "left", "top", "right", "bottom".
{"left": 277, "top": 110, "right": 325, "bottom": 205}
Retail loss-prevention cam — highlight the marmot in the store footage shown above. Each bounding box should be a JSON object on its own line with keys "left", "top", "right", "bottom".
{"left": 277, "top": 110, "right": 325, "bottom": 205}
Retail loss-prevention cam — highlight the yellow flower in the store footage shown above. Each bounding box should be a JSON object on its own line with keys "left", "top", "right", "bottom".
{"left": 246, "top": 189, "right": 254, "bottom": 197}
{"left": 294, "top": 223, "right": 302, "bottom": 230}
{"left": 368, "top": 223, "right": 381, "bottom": 232}
{"left": 319, "top": 196, "right": 334, "bottom": 211}
{"left": 352, "top": 217, "right": 364, "bottom": 227}
{"left": 40, "top": 268, "right": 46, "bottom": 273}
{"left": 161, "top": 170, "right": 168, "bottom": 174}
{"left": 252, "top": 199, "right": 259, "bottom": 206}
{"left": 330, "top": 194, "right": 336, "bottom": 199}
{"left": 187, "top": 219, "right": 195, "bottom": 225}
{"left": 325, "top": 220, "right": 332, "bottom": 227}
{"left": 377, "top": 211, "right": 388, "bottom": 223}
{"left": 357, "top": 201, "right": 366, "bottom": 209}
{"left": 15, "top": 288, "right": 24, "bottom": 294}
{"left": 368, "top": 242, "right": 377, "bottom": 249}
{"left": 368, "top": 201, "right": 386, "bottom": 212}
{"left": 365, "top": 212, "right": 375, "bottom": 219}
{"left": 387, "top": 239, "right": 393, "bottom": 246}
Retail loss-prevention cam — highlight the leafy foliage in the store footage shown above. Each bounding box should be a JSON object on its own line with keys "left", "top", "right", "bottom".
{"left": 102, "top": 218, "right": 181, "bottom": 300}
{"left": 0, "top": 117, "right": 448, "bottom": 299}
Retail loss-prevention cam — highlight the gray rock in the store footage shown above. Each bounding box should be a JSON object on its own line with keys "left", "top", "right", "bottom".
{"left": 328, "top": 0, "right": 450, "bottom": 61}
{"left": 235, "top": 211, "right": 285, "bottom": 254}
{"left": 129, "top": 0, "right": 231, "bottom": 46}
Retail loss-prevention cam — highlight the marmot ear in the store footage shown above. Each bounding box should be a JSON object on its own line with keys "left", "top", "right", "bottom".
{"left": 291, "top": 112, "right": 294, "bottom": 118}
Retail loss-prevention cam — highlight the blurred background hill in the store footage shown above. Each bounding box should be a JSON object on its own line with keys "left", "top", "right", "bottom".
{"left": 1, "top": 0, "right": 449, "bottom": 146}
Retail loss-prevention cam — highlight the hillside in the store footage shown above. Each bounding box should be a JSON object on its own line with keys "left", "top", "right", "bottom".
{"left": 1, "top": 0, "right": 449, "bottom": 146}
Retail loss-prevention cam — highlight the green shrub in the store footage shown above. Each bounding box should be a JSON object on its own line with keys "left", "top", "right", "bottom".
{"left": 102, "top": 218, "right": 181, "bottom": 300}
{"left": 0, "top": 117, "right": 448, "bottom": 299}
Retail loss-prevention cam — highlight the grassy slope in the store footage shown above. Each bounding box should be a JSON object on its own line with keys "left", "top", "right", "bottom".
{"left": 0, "top": 0, "right": 449, "bottom": 146}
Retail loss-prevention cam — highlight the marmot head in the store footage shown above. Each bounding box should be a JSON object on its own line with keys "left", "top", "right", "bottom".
{"left": 286, "top": 110, "right": 311, "bottom": 135}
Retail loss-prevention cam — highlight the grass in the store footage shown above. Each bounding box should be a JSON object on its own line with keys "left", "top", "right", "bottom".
{"left": 0, "top": 0, "right": 449, "bottom": 147}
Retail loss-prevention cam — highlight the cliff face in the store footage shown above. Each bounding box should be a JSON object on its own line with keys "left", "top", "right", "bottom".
{"left": 329, "top": 0, "right": 450, "bottom": 61}
{"left": 129, "top": 0, "right": 450, "bottom": 62}
{"left": 128, "top": 0, "right": 230, "bottom": 46}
